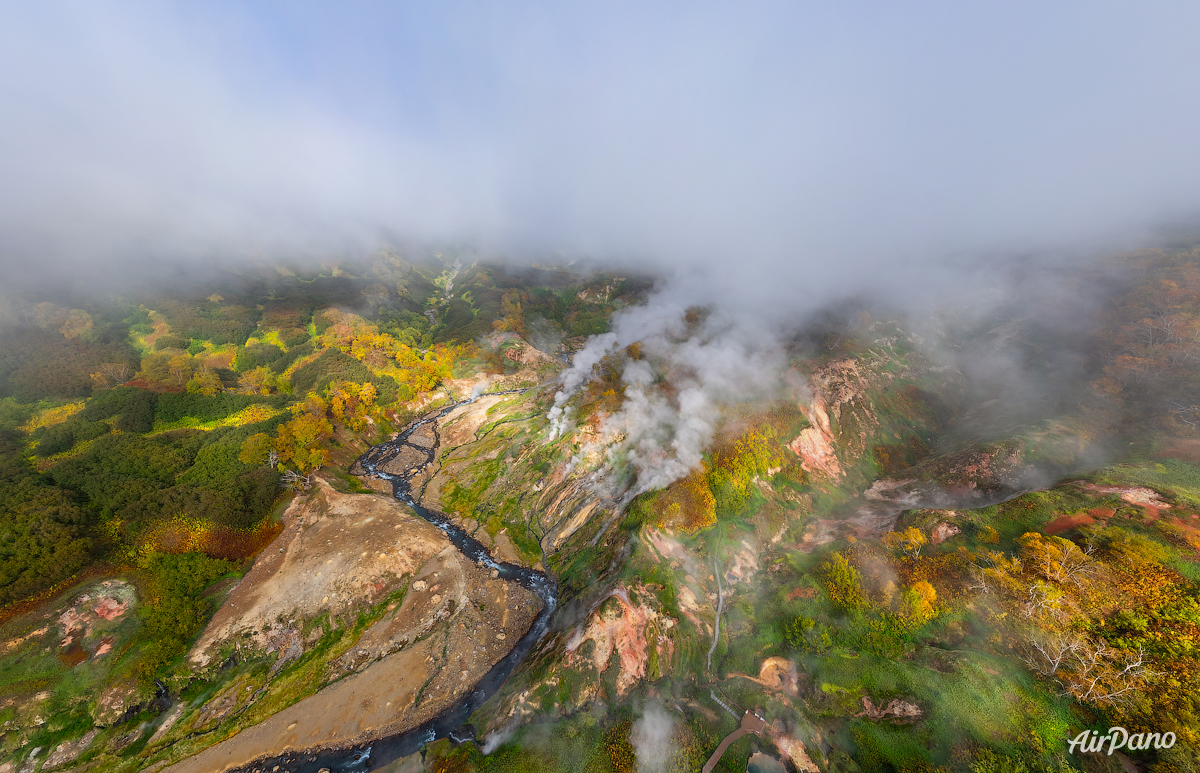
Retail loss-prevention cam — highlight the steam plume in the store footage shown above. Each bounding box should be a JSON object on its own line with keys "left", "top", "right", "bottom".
{"left": 549, "top": 296, "right": 786, "bottom": 499}
{"left": 630, "top": 701, "right": 679, "bottom": 773}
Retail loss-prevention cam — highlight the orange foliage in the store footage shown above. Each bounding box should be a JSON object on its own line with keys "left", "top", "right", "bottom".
{"left": 1108, "top": 560, "right": 1185, "bottom": 610}
{"left": 274, "top": 403, "right": 333, "bottom": 472}
{"left": 142, "top": 516, "right": 284, "bottom": 561}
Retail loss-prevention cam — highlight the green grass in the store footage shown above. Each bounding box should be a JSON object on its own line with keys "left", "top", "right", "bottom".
{"left": 811, "top": 648, "right": 1074, "bottom": 764}
{"left": 1092, "top": 459, "right": 1200, "bottom": 507}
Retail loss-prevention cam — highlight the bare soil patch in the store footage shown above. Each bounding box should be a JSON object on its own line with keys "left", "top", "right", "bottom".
{"left": 189, "top": 480, "right": 449, "bottom": 666}
{"left": 164, "top": 476, "right": 543, "bottom": 772}
{"left": 167, "top": 545, "right": 540, "bottom": 773}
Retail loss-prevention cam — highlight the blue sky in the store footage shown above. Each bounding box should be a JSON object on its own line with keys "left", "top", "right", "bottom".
{"left": 3, "top": 2, "right": 1200, "bottom": 299}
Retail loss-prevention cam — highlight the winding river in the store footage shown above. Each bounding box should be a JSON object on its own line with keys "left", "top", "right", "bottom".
{"left": 233, "top": 392, "right": 558, "bottom": 773}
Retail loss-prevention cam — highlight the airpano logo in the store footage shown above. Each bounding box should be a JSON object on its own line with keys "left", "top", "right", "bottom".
{"left": 1069, "top": 727, "right": 1175, "bottom": 755}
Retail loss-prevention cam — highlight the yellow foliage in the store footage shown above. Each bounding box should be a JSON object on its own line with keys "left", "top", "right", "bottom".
{"left": 185, "top": 367, "right": 223, "bottom": 396}
{"left": 901, "top": 580, "right": 938, "bottom": 623}
{"left": 224, "top": 403, "right": 279, "bottom": 427}
{"left": 236, "top": 366, "right": 274, "bottom": 395}
{"left": 883, "top": 527, "right": 927, "bottom": 558}
{"left": 325, "top": 381, "right": 377, "bottom": 431}
{"left": 293, "top": 393, "right": 328, "bottom": 418}
{"left": 1018, "top": 532, "right": 1097, "bottom": 588}
{"left": 20, "top": 401, "right": 85, "bottom": 432}
{"left": 654, "top": 465, "right": 716, "bottom": 534}
{"left": 359, "top": 382, "right": 377, "bottom": 406}
{"left": 706, "top": 426, "right": 785, "bottom": 507}
{"left": 58, "top": 309, "right": 94, "bottom": 339}
{"left": 349, "top": 331, "right": 398, "bottom": 368}
{"left": 274, "top": 410, "right": 333, "bottom": 472}
{"left": 238, "top": 433, "right": 273, "bottom": 466}
{"left": 820, "top": 551, "right": 866, "bottom": 610}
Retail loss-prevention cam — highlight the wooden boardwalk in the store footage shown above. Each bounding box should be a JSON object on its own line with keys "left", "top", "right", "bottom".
{"left": 702, "top": 710, "right": 766, "bottom": 773}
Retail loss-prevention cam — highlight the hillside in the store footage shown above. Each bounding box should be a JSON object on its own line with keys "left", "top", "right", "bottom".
{"left": 0, "top": 247, "right": 1199, "bottom": 772}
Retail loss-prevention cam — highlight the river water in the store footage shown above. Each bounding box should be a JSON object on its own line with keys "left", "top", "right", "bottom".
{"left": 232, "top": 392, "right": 558, "bottom": 773}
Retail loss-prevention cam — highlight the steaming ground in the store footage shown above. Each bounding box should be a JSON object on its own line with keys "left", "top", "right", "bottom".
{"left": 630, "top": 702, "right": 679, "bottom": 773}
{"left": 545, "top": 258, "right": 1119, "bottom": 506}
{"left": 549, "top": 298, "right": 788, "bottom": 500}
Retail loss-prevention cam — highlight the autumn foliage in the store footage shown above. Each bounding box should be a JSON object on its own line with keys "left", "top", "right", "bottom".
{"left": 653, "top": 465, "right": 716, "bottom": 534}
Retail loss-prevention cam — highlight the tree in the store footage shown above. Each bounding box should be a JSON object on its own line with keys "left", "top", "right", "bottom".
{"left": 496, "top": 290, "right": 528, "bottom": 337}
{"left": 349, "top": 331, "right": 398, "bottom": 369}
{"left": 1023, "top": 631, "right": 1154, "bottom": 706}
{"left": 90, "top": 362, "right": 132, "bottom": 389}
{"left": 236, "top": 366, "right": 274, "bottom": 395}
{"left": 274, "top": 411, "right": 332, "bottom": 472}
{"left": 901, "top": 580, "right": 937, "bottom": 623}
{"left": 883, "top": 527, "right": 927, "bottom": 559}
{"left": 185, "top": 366, "right": 223, "bottom": 396}
{"left": 168, "top": 354, "right": 196, "bottom": 385}
{"left": 967, "top": 548, "right": 1023, "bottom": 597}
{"left": 238, "top": 433, "right": 273, "bottom": 466}
{"left": 359, "top": 381, "right": 377, "bottom": 405}
{"left": 1021, "top": 580, "right": 1070, "bottom": 621}
{"left": 281, "top": 469, "right": 315, "bottom": 491}
{"left": 820, "top": 552, "right": 866, "bottom": 610}
{"left": 1019, "top": 532, "right": 1098, "bottom": 588}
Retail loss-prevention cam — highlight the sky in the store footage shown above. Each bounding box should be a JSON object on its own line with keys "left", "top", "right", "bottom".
{"left": 3, "top": 2, "right": 1200, "bottom": 302}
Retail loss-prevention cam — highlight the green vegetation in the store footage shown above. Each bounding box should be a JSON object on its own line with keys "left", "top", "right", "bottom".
{"left": 0, "top": 428, "right": 94, "bottom": 606}
{"left": 0, "top": 252, "right": 656, "bottom": 770}
{"left": 132, "top": 553, "right": 236, "bottom": 683}
{"left": 291, "top": 347, "right": 403, "bottom": 403}
{"left": 8, "top": 247, "right": 1200, "bottom": 772}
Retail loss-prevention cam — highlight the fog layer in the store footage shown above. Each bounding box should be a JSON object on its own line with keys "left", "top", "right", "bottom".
{"left": 3, "top": 3, "right": 1200, "bottom": 302}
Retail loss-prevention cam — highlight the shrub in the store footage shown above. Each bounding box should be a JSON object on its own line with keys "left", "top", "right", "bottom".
{"left": 820, "top": 552, "right": 866, "bottom": 610}
{"left": 154, "top": 336, "right": 190, "bottom": 351}
{"left": 290, "top": 348, "right": 399, "bottom": 404}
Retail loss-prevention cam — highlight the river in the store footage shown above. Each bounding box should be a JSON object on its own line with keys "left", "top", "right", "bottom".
{"left": 231, "top": 392, "right": 558, "bottom": 773}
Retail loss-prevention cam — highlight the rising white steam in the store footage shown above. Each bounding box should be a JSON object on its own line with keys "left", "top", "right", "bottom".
{"left": 547, "top": 293, "right": 786, "bottom": 499}
{"left": 630, "top": 701, "right": 679, "bottom": 773}
{"left": 481, "top": 718, "right": 520, "bottom": 754}
{"left": 547, "top": 332, "right": 619, "bottom": 440}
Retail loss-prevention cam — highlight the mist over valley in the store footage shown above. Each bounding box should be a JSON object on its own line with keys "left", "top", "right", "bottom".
{"left": 3, "top": 4, "right": 1200, "bottom": 773}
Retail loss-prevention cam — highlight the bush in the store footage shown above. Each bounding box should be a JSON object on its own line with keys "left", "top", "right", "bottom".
{"left": 155, "top": 392, "right": 287, "bottom": 425}
{"left": 290, "top": 348, "right": 399, "bottom": 404}
{"left": 281, "top": 328, "right": 311, "bottom": 348}
{"left": 233, "top": 343, "right": 284, "bottom": 372}
{"left": 0, "top": 431, "right": 95, "bottom": 606}
{"left": 820, "top": 552, "right": 866, "bottom": 610}
{"left": 47, "top": 433, "right": 199, "bottom": 514}
{"left": 270, "top": 341, "right": 315, "bottom": 374}
{"left": 33, "top": 418, "right": 110, "bottom": 457}
{"left": 135, "top": 552, "right": 235, "bottom": 683}
{"left": 154, "top": 336, "right": 190, "bottom": 351}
